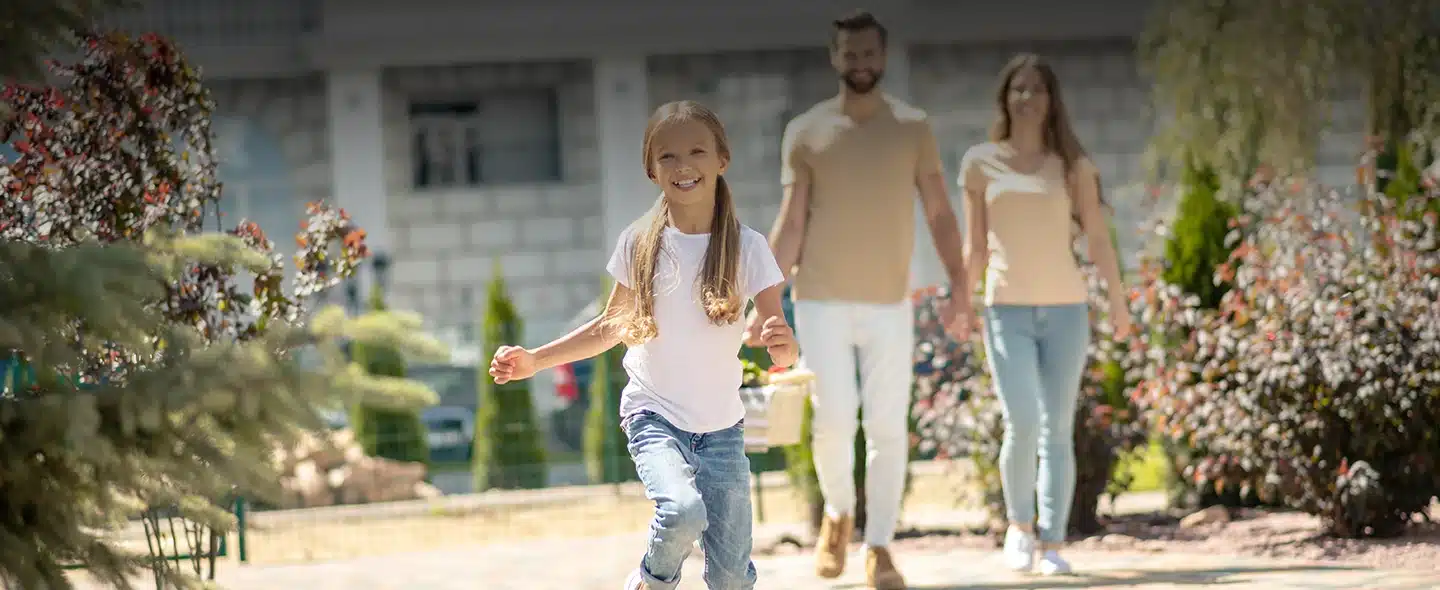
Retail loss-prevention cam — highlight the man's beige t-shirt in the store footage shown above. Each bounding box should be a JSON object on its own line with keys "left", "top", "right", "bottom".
{"left": 781, "top": 95, "right": 943, "bottom": 304}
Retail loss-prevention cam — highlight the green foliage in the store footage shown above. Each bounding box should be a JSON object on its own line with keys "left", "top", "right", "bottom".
{"left": 1156, "top": 164, "right": 1265, "bottom": 510}
{"left": 349, "top": 285, "right": 431, "bottom": 466}
{"left": 1161, "top": 164, "right": 1239, "bottom": 310}
{"left": 583, "top": 279, "right": 636, "bottom": 484}
{"left": 1140, "top": 0, "right": 1440, "bottom": 182}
{"left": 0, "top": 0, "right": 132, "bottom": 84}
{"left": 472, "top": 269, "right": 547, "bottom": 491}
{"left": 0, "top": 31, "right": 443, "bottom": 589}
{"left": 1133, "top": 174, "right": 1440, "bottom": 538}
{"left": 1378, "top": 140, "right": 1440, "bottom": 231}
{"left": 0, "top": 238, "right": 445, "bottom": 590}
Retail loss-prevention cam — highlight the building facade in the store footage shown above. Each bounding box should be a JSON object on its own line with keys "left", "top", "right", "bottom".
{"left": 103, "top": 0, "right": 1367, "bottom": 354}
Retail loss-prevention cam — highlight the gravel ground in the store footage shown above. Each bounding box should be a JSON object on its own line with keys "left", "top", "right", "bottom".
{"left": 1071, "top": 509, "right": 1440, "bottom": 572}
{"left": 770, "top": 507, "right": 1440, "bottom": 574}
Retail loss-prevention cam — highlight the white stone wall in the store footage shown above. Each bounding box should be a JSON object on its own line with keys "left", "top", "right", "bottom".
{"left": 205, "top": 76, "right": 332, "bottom": 272}
{"left": 379, "top": 62, "right": 604, "bottom": 345}
{"left": 647, "top": 50, "right": 835, "bottom": 233}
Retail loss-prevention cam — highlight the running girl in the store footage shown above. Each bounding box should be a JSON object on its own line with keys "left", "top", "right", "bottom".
{"left": 489, "top": 100, "right": 796, "bottom": 590}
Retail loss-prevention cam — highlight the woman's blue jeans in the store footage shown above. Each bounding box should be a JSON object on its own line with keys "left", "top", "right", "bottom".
{"left": 981, "top": 303, "right": 1091, "bottom": 543}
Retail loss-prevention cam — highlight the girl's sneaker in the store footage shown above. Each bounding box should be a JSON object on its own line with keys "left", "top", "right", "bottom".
{"left": 1002, "top": 526, "right": 1036, "bottom": 571}
{"left": 623, "top": 569, "right": 648, "bottom": 590}
{"left": 1038, "top": 549, "right": 1072, "bottom": 575}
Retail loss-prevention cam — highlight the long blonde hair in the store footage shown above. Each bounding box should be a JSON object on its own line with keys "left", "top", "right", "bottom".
{"left": 604, "top": 100, "right": 743, "bottom": 345}
{"left": 989, "top": 53, "right": 1107, "bottom": 221}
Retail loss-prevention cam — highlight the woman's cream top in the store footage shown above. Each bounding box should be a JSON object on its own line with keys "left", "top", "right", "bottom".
{"left": 960, "top": 142, "right": 1088, "bottom": 307}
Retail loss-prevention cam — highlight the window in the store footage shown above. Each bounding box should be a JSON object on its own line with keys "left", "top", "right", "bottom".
{"left": 409, "top": 88, "right": 563, "bottom": 188}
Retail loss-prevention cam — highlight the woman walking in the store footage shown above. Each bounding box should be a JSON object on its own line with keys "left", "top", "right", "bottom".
{"left": 957, "top": 53, "right": 1132, "bottom": 575}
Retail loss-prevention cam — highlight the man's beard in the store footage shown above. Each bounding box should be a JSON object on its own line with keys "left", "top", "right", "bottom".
{"left": 841, "top": 69, "right": 883, "bottom": 94}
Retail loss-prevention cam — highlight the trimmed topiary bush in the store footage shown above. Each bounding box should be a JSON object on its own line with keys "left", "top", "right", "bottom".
{"left": 472, "top": 269, "right": 547, "bottom": 490}
{"left": 349, "top": 285, "right": 432, "bottom": 467}
{"left": 1132, "top": 171, "right": 1440, "bottom": 538}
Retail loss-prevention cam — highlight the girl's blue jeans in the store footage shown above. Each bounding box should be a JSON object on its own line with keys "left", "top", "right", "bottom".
{"left": 622, "top": 410, "right": 757, "bottom": 590}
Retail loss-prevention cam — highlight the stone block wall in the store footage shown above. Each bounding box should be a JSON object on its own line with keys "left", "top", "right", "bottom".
{"left": 379, "top": 61, "right": 605, "bottom": 346}
{"left": 205, "top": 76, "right": 333, "bottom": 287}
{"left": 647, "top": 49, "right": 834, "bottom": 234}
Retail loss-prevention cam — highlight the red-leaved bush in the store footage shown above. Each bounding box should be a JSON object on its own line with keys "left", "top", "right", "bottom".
{"left": 1131, "top": 165, "right": 1440, "bottom": 537}
{"left": 0, "top": 31, "right": 368, "bottom": 350}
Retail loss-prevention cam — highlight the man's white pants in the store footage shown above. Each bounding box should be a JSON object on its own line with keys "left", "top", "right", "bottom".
{"left": 793, "top": 298, "right": 914, "bottom": 547}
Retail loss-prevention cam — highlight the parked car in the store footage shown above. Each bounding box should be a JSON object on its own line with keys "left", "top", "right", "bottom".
{"left": 408, "top": 363, "right": 479, "bottom": 463}
{"left": 318, "top": 361, "right": 479, "bottom": 462}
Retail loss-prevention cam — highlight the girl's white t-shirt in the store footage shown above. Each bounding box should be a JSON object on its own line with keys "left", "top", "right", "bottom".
{"left": 606, "top": 223, "right": 785, "bottom": 433}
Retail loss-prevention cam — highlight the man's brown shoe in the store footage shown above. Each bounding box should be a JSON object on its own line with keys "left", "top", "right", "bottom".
{"left": 814, "top": 513, "right": 853, "bottom": 578}
{"left": 866, "top": 546, "right": 907, "bottom": 590}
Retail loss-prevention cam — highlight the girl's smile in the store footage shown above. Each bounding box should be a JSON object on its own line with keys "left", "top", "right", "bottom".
{"left": 648, "top": 118, "right": 729, "bottom": 209}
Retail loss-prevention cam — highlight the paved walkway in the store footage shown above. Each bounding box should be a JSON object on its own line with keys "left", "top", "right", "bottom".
{"left": 76, "top": 533, "right": 1439, "bottom": 589}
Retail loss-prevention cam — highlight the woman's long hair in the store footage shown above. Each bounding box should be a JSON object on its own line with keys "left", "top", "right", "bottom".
{"left": 989, "top": 53, "right": 1108, "bottom": 221}
{"left": 603, "top": 100, "right": 743, "bottom": 345}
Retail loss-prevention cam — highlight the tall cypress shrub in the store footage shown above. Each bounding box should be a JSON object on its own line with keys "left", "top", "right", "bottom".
{"left": 472, "top": 269, "right": 548, "bottom": 490}
{"left": 1158, "top": 163, "right": 1247, "bottom": 509}
{"left": 583, "top": 278, "right": 637, "bottom": 484}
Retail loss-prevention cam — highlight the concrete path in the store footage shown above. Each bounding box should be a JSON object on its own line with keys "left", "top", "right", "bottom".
{"left": 76, "top": 532, "right": 1440, "bottom": 589}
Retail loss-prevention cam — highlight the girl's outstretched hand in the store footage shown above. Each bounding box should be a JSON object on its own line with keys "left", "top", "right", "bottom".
{"left": 759, "top": 316, "right": 798, "bottom": 368}
{"left": 489, "top": 345, "right": 537, "bottom": 384}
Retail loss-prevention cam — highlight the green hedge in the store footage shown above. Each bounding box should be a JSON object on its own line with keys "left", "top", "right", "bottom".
{"left": 472, "top": 269, "right": 548, "bottom": 490}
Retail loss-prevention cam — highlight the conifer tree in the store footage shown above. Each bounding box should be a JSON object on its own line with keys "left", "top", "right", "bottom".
{"left": 472, "top": 269, "right": 547, "bottom": 490}
{"left": 582, "top": 279, "right": 635, "bottom": 484}
{"left": 0, "top": 32, "right": 443, "bottom": 589}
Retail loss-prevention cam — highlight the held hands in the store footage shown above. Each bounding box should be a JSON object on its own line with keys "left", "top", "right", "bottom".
{"left": 488, "top": 345, "right": 537, "bottom": 384}
{"left": 1109, "top": 293, "right": 1135, "bottom": 342}
{"left": 1110, "top": 311, "right": 1134, "bottom": 342}
{"left": 937, "top": 292, "right": 980, "bottom": 341}
{"left": 757, "top": 316, "right": 798, "bottom": 368}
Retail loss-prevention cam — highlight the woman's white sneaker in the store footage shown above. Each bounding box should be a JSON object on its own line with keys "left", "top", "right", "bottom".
{"left": 1038, "top": 549, "right": 1072, "bottom": 575}
{"left": 1002, "top": 526, "right": 1036, "bottom": 571}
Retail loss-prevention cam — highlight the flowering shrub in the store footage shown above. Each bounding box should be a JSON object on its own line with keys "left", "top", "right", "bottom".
{"left": 1131, "top": 168, "right": 1440, "bottom": 538}
{"left": 0, "top": 31, "right": 368, "bottom": 351}
{"left": 912, "top": 263, "right": 1149, "bottom": 536}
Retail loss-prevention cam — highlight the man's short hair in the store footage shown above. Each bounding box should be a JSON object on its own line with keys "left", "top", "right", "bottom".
{"left": 831, "top": 10, "right": 888, "bottom": 49}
